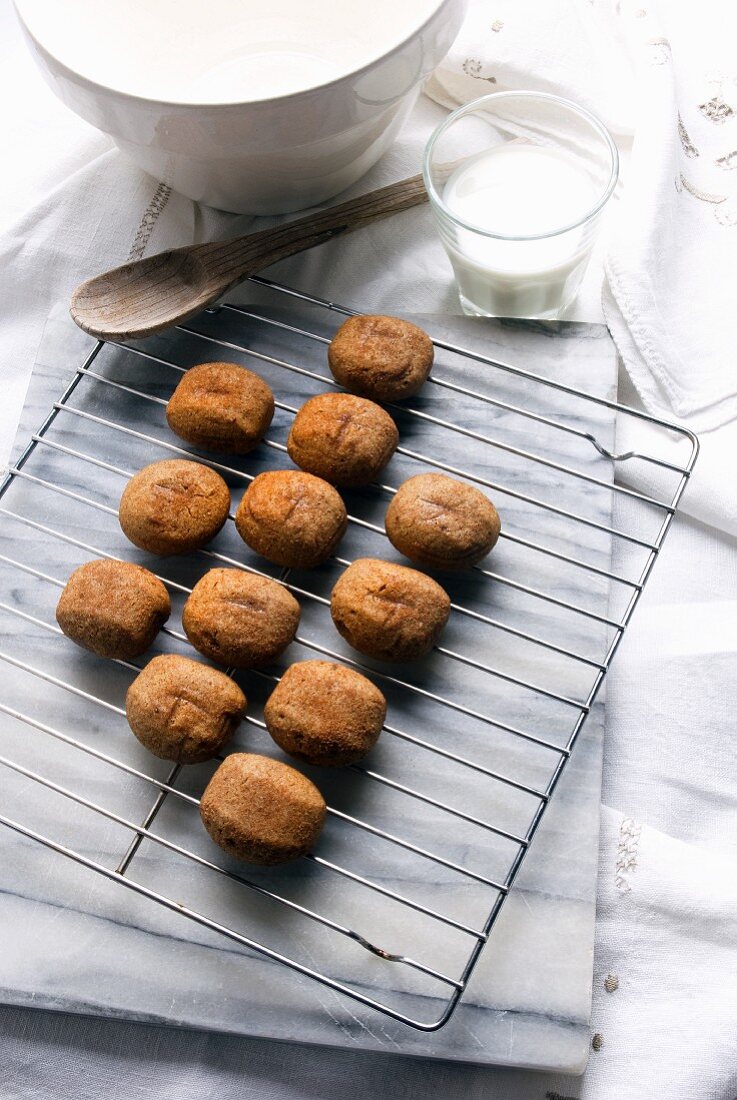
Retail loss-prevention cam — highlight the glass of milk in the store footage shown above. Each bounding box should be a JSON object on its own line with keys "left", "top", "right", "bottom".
{"left": 423, "top": 92, "right": 618, "bottom": 318}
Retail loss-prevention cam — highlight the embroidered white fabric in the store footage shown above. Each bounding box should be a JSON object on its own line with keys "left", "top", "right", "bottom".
{"left": 427, "top": 0, "right": 737, "bottom": 539}
{"left": 1, "top": 2, "right": 736, "bottom": 1098}
{"left": 429, "top": 0, "right": 737, "bottom": 422}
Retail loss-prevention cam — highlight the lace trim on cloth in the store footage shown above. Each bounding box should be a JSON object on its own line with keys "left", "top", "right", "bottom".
{"left": 461, "top": 58, "right": 497, "bottom": 83}
{"left": 667, "top": 58, "right": 737, "bottom": 225}
{"left": 678, "top": 114, "right": 700, "bottom": 158}
{"left": 677, "top": 173, "right": 726, "bottom": 204}
{"left": 615, "top": 817, "right": 642, "bottom": 894}
{"left": 127, "top": 182, "right": 172, "bottom": 261}
{"left": 698, "top": 95, "right": 735, "bottom": 124}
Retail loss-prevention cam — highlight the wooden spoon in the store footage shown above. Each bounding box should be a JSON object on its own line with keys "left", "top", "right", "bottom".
{"left": 70, "top": 174, "right": 429, "bottom": 342}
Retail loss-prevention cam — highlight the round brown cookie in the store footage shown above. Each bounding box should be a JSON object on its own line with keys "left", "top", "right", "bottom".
{"left": 119, "top": 459, "right": 231, "bottom": 555}
{"left": 330, "top": 557, "right": 450, "bottom": 663}
{"left": 126, "top": 654, "right": 246, "bottom": 763}
{"left": 328, "top": 314, "right": 434, "bottom": 402}
{"left": 235, "top": 470, "right": 347, "bottom": 569}
{"left": 166, "top": 361, "right": 274, "bottom": 453}
{"left": 287, "top": 392, "right": 398, "bottom": 488}
{"left": 56, "top": 558, "right": 170, "bottom": 660}
{"left": 182, "top": 568, "right": 300, "bottom": 668}
{"left": 200, "top": 752, "right": 326, "bottom": 865}
{"left": 264, "top": 660, "right": 386, "bottom": 766}
{"left": 385, "top": 473, "right": 501, "bottom": 570}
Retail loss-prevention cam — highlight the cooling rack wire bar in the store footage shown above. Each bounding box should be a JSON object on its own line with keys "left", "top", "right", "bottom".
{"left": 0, "top": 276, "right": 698, "bottom": 1030}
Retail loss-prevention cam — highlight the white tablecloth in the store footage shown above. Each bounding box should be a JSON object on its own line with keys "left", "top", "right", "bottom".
{"left": 2, "top": 2, "right": 736, "bottom": 1098}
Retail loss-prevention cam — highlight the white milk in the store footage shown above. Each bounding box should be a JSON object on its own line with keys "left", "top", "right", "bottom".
{"left": 442, "top": 144, "right": 599, "bottom": 318}
{"left": 18, "top": 0, "right": 441, "bottom": 103}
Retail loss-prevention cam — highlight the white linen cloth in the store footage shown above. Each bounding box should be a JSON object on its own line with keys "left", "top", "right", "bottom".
{"left": 427, "top": 0, "right": 737, "bottom": 538}
{"left": 1, "top": 1, "right": 737, "bottom": 1098}
{"left": 428, "top": 0, "right": 737, "bottom": 428}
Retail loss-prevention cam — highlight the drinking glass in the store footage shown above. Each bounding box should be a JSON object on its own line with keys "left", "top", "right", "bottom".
{"left": 423, "top": 91, "right": 618, "bottom": 319}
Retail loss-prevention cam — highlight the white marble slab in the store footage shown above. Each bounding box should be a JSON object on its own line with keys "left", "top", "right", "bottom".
{"left": 0, "top": 297, "right": 621, "bottom": 1073}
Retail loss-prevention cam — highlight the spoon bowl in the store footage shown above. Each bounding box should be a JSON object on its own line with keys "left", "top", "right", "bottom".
{"left": 70, "top": 173, "right": 429, "bottom": 342}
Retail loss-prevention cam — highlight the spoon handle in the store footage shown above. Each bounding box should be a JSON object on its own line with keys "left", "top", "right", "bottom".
{"left": 193, "top": 172, "right": 428, "bottom": 286}
{"left": 70, "top": 172, "right": 430, "bottom": 341}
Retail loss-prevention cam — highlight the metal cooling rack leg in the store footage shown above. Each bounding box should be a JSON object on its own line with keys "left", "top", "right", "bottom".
{"left": 116, "top": 762, "right": 182, "bottom": 875}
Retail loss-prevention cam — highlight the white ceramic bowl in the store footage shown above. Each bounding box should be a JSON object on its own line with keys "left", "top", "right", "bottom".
{"left": 14, "top": 0, "right": 466, "bottom": 214}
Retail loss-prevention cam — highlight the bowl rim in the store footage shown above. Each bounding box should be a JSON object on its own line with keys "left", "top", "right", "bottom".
{"left": 14, "top": 0, "right": 462, "bottom": 110}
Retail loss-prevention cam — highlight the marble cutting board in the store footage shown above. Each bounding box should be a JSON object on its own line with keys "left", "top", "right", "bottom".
{"left": 0, "top": 297, "right": 619, "bottom": 1074}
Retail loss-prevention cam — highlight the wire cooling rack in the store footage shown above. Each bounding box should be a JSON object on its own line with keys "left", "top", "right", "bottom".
{"left": 0, "top": 276, "right": 698, "bottom": 1033}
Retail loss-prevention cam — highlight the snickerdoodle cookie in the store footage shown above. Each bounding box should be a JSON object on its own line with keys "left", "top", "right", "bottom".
{"left": 126, "top": 654, "right": 246, "bottom": 763}
{"left": 166, "top": 362, "right": 274, "bottom": 453}
{"left": 330, "top": 558, "right": 450, "bottom": 662}
{"left": 287, "top": 392, "right": 398, "bottom": 488}
{"left": 385, "top": 473, "right": 501, "bottom": 570}
{"left": 182, "top": 568, "right": 300, "bottom": 668}
{"left": 200, "top": 752, "right": 326, "bottom": 865}
{"left": 119, "top": 459, "right": 230, "bottom": 555}
{"left": 235, "top": 470, "right": 347, "bottom": 569}
{"left": 56, "top": 558, "right": 170, "bottom": 660}
{"left": 264, "top": 660, "right": 386, "bottom": 766}
{"left": 328, "top": 315, "right": 433, "bottom": 402}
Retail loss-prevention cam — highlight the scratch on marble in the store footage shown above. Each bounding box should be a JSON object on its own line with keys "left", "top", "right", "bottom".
{"left": 338, "top": 1001, "right": 387, "bottom": 1047}
{"left": 518, "top": 891, "right": 536, "bottom": 919}
{"left": 376, "top": 1021, "right": 404, "bottom": 1050}
{"left": 290, "top": 930, "right": 394, "bottom": 1048}
{"left": 458, "top": 1020, "right": 486, "bottom": 1050}
{"left": 506, "top": 1015, "right": 516, "bottom": 1058}
{"left": 291, "top": 934, "right": 360, "bottom": 1043}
